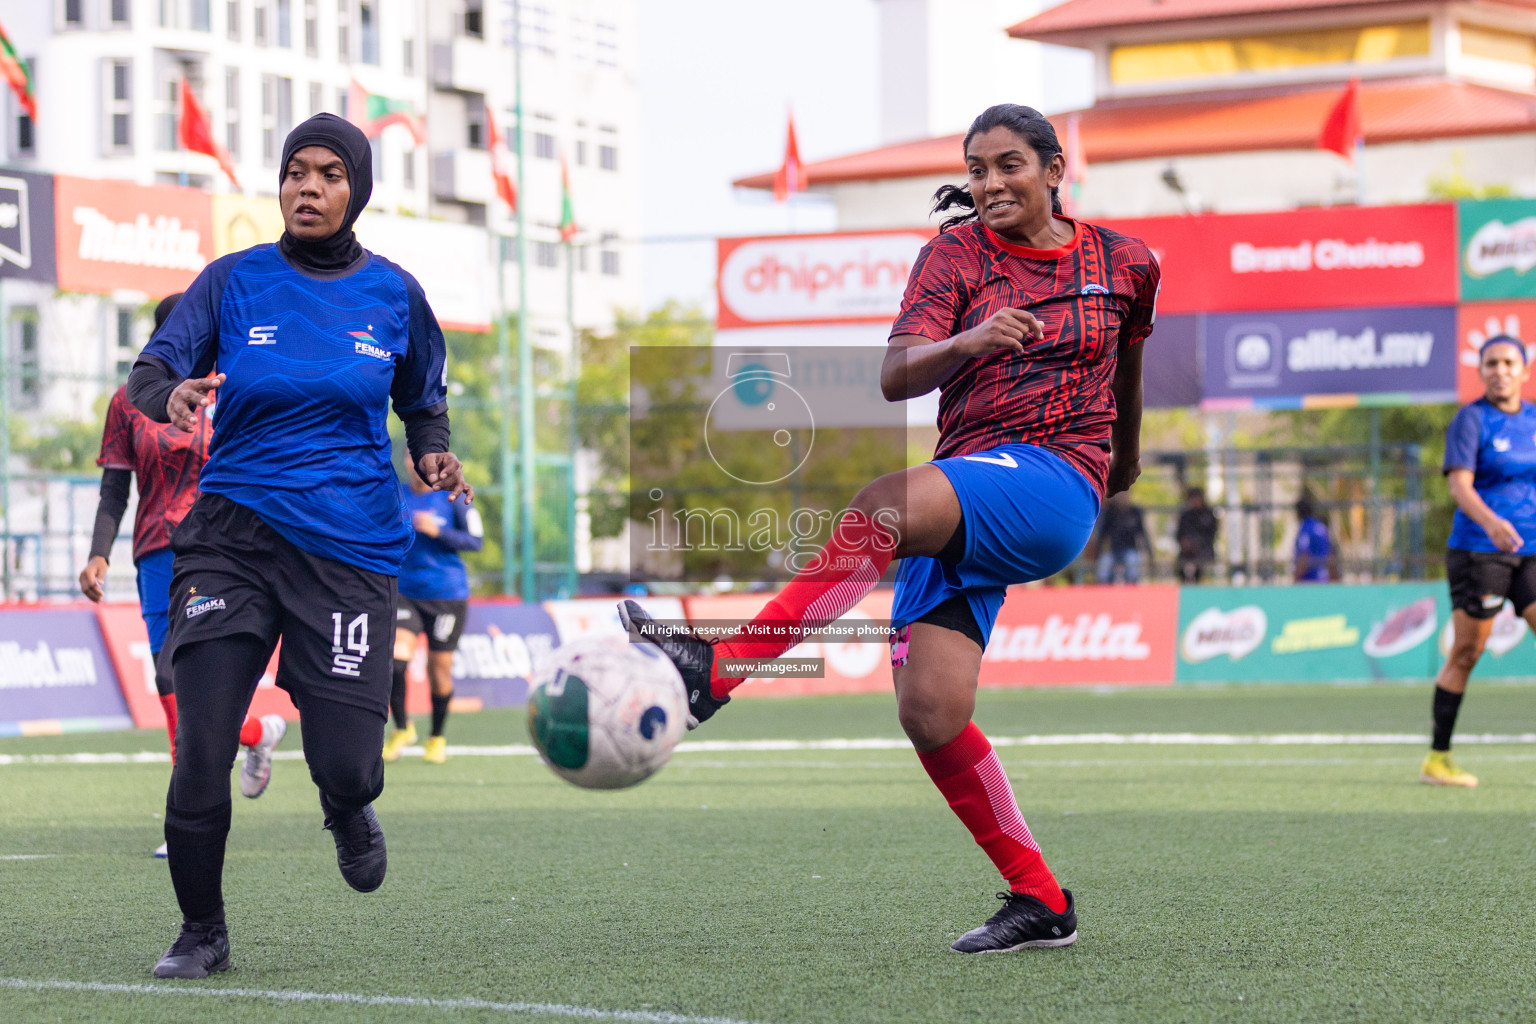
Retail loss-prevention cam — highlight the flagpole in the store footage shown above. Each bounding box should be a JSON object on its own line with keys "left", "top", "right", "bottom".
{"left": 564, "top": 234, "right": 578, "bottom": 598}
{"left": 1354, "top": 134, "right": 1366, "bottom": 206}
{"left": 513, "top": 0, "right": 536, "bottom": 602}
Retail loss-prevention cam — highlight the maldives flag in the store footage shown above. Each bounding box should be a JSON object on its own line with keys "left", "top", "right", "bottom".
{"left": 486, "top": 103, "right": 517, "bottom": 214}
{"left": 1317, "top": 78, "right": 1362, "bottom": 161}
{"left": 772, "top": 113, "right": 802, "bottom": 202}
{"left": 347, "top": 78, "right": 426, "bottom": 145}
{"left": 0, "top": 19, "right": 36, "bottom": 121}
{"left": 558, "top": 156, "right": 577, "bottom": 242}
{"left": 179, "top": 77, "right": 240, "bottom": 187}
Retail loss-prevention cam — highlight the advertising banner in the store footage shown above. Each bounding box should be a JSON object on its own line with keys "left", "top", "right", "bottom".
{"left": 0, "top": 606, "right": 132, "bottom": 734}
{"left": 980, "top": 585, "right": 1178, "bottom": 687}
{"left": 1455, "top": 301, "right": 1536, "bottom": 402}
{"left": 716, "top": 229, "right": 935, "bottom": 330}
{"left": 448, "top": 600, "right": 560, "bottom": 708}
{"left": 211, "top": 193, "right": 284, "bottom": 256}
{"left": 1200, "top": 305, "right": 1457, "bottom": 408}
{"left": 1176, "top": 582, "right": 1444, "bottom": 682}
{"left": 53, "top": 175, "right": 213, "bottom": 295}
{"left": 0, "top": 169, "right": 57, "bottom": 283}
{"left": 1102, "top": 204, "right": 1458, "bottom": 315}
{"left": 1144, "top": 314, "right": 1200, "bottom": 409}
{"left": 355, "top": 211, "right": 493, "bottom": 332}
{"left": 1458, "top": 198, "right": 1536, "bottom": 301}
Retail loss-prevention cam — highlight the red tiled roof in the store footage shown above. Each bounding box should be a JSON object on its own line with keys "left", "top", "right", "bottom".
{"left": 732, "top": 79, "right": 1536, "bottom": 189}
{"left": 1008, "top": 0, "right": 1536, "bottom": 44}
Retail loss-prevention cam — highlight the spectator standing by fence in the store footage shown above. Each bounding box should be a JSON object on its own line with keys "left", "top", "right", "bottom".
{"left": 1293, "top": 496, "right": 1335, "bottom": 582}
{"left": 1175, "top": 487, "right": 1219, "bottom": 584}
{"left": 1093, "top": 492, "right": 1152, "bottom": 584}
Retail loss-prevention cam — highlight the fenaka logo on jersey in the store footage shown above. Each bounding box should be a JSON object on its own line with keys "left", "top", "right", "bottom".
{"left": 248, "top": 325, "right": 278, "bottom": 345}
{"left": 1464, "top": 216, "right": 1536, "bottom": 278}
{"left": 1180, "top": 606, "right": 1267, "bottom": 663}
{"left": 185, "top": 593, "right": 227, "bottom": 619}
{"left": 349, "top": 330, "right": 390, "bottom": 361}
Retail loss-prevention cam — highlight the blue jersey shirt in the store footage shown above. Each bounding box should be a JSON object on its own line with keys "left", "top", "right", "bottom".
{"left": 1444, "top": 398, "right": 1536, "bottom": 555}
{"left": 399, "top": 488, "right": 483, "bottom": 600}
{"left": 143, "top": 244, "right": 448, "bottom": 574}
{"left": 1294, "top": 517, "right": 1331, "bottom": 581}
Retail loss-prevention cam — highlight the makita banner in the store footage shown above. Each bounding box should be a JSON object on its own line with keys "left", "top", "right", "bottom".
{"left": 1102, "top": 204, "right": 1457, "bottom": 315}
{"left": 0, "top": 607, "right": 132, "bottom": 735}
{"left": 0, "top": 168, "right": 56, "bottom": 283}
{"left": 716, "top": 229, "right": 935, "bottom": 329}
{"left": 979, "top": 585, "right": 1178, "bottom": 687}
{"left": 1200, "top": 305, "right": 1457, "bottom": 408}
{"left": 1459, "top": 198, "right": 1536, "bottom": 301}
{"left": 53, "top": 175, "right": 213, "bottom": 295}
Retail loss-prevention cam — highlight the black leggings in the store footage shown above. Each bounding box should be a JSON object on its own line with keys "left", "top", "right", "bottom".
{"left": 164, "top": 634, "right": 386, "bottom": 924}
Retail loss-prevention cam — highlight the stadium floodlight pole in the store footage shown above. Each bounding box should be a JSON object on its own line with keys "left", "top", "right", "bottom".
{"left": 513, "top": 0, "right": 536, "bottom": 601}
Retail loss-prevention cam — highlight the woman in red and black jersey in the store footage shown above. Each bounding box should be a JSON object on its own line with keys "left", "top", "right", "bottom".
{"left": 624, "top": 104, "right": 1158, "bottom": 953}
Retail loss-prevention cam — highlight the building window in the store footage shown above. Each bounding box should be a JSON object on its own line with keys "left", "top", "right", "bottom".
{"left": 11, "top": 309, "right": 39, "bottom": 407}
{"left": 261, "top": 74, "right": 292, "bottom": 164}
{"left": 533, "top": 132, "right": 555, "bottom": 160}
{"left": 158, "top": 0, "right": 176, "bottom": 27}
{"left": 64, "top": 0, "right": 84, "bottom": 27}
{"left": 534, "top": 241, "right": 559, "bottom": 267}
{"left": 104, "top": 59, "right": 133, "bottom": 153}
{"left": 308, "top": 81, "right": 322, "bottom": 117}
{"left": 369, "top": 135, "right": 383, "bottom": 183}
{"left": 465, "top": 101, "right": 485, "bottom": 149}
{"left": 464, "top": 0, "right": 483, "bottom": 39}
{"left": 336, "top": 87, "right": 348, "bottom": 119}
{"left": 337, "top": 0, "right": 350, "bottom": 60}
{"left": 304, "top": 0, "right": 318, "bottom": 56}
{"left": 277, "top": 0, "right": 291, "bottom": 46}
{"left": 359, "top": 1, "right": 377, "bottom": 64}
{"left": 600, "top": 250, "right": 619, "bottom": 276}
{"left": 402, "top": 38, "right": 414, "bottom": 75}
{"left": 226, "top": 0, "right": 240, "bottom": 40}
{"left": 115, "top": 307, "right": 137, "bottom": 382}
{"left": 156, "top": 74, "right": 179, "bottom": 152}
{"left": 111, "top": 0, "right": 131, "bottom": 25}
{"left": 595, "top": 20, "right": 618, "bottom": 69}
{"left": 253, "top": 1, "right": 267, "bottom": 44}
{"left": 17, "top": 114, "right": 34, "bottom": 155}
{"left": 190, "top": 0, "right": 212, "bottom": 31}
{"left": 598, "top": 144, "right": 617, "bottom": 171}
{"left": 574, "top": 139, "right": 586, "bottom": 165}
{"left": 402, "top": 150, "right": 414, "bottom": 187}
{"left": 224, "top": 68, "right": 241, "bottom": 156}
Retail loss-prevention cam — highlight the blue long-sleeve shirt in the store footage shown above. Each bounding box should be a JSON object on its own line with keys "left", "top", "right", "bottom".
{"left": 399, "top": 488, "right": 483, "bottom": 600}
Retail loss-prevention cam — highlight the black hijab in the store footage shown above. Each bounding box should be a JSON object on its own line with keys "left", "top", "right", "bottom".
{"left": 276, "top": 113, "right": 373, "bottom": 274}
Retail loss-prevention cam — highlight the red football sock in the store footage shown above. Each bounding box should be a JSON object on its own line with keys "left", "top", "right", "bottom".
{"left": 917, "top": 722, "right": 1066, "bottom": 912}
{"left": 159, "top": 693, "right": 178, "bottom": 763}
{"left": 711, "top": 510, "right": 896, "bottom": 698}
{"left": 239, "top": 716, "right": 263, "bottom": 748}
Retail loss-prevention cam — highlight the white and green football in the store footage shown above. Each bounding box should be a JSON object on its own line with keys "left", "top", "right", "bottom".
{"left": 526, "top": 633, "right": 688, "bottom": 790}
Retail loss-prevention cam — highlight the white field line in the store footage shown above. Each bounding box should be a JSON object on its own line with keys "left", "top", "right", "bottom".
{"left": 0, "top": 978, "right": 769, "bottom": 1024}
{"left": 4, "top": 732, "right": 1536, "bottom": 767}
{"left": 0, "top": 854, "right": 57, "bottom": 860}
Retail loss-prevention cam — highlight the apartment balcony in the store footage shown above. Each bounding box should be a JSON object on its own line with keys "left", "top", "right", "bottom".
{"left": 431, "top": 37, "right": 492, "bottom": 95}
{"left": 431, "top": 148, "right": 493, "bottom": 205}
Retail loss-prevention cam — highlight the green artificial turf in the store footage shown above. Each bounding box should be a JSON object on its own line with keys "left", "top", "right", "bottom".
{"left": 2, "top": 684, "right": 1534, "bottom": 1023}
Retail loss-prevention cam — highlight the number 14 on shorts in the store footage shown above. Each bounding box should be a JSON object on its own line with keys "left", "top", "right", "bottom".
{"left": 331, "top": 612, "right": 370, "bottom": 677}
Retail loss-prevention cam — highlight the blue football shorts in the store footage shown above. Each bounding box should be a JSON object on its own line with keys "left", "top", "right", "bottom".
{"left": 135, "top": 546, "right": 176, "bottom": 655}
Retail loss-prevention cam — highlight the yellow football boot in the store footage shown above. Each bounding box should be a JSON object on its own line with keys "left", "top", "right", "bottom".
{"left": 1420, "top": 750, "right": 1478, "bottom": 787}
{"left": 382, "top": 723, "right": 417, "bottom": 763}
{"left": 423, "top": 735, "right": 448, "bottom": 764}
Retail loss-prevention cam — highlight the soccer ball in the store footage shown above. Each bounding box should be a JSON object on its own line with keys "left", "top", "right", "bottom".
{"left": 525, "top": 634, "right": 688, "bottom": 790}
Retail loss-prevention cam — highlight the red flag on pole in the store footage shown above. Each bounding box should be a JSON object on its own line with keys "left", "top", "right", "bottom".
{"left": 487, "top": 102, "right": 517, "bottom": 214}
{"left": 1317, "top": 78, "right": 1363, "bottom": 162}
{"left": 178, "top": 76, "right": 241, "bottom": 188}
{"left": 772, "top": 113, "right": 802, "bottom": 202}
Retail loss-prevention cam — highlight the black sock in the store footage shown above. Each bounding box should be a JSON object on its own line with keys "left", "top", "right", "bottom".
{"left": 164, "top": 799, "right": 231, "bottom": 927}
{"left": 1431, "top": 686, "right": 1464, "bottom": 752}
{"left": 430, "top": 690, "right": 452, "bottom": 737}
{"left": 390, "top": 661, "right": 409, "bottom": 729}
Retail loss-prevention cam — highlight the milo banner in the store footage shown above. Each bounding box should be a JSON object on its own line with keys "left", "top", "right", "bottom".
{"left": 1459, "top": 198, "right": 1536, "bottom": 301}
{"left": 1177, "top": 582, "right": 1445, "bottom": 682}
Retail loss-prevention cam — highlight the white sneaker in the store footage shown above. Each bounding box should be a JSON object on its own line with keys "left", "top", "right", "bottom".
{"left": 153, "top": 841, "right": 168, "bottom": 859}
{"left": 239, "top": 714, "right": 287, "bottom": 799}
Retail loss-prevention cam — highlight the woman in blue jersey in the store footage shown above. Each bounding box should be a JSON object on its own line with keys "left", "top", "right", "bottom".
{"left": 384, "top": 457, "right": 484, "bottom": 764}
{"left": 126, "top": 114, "right": 471, "bottom": 978}
{"left": 1430, "top": 334, "right": 1536, "bottom": 788}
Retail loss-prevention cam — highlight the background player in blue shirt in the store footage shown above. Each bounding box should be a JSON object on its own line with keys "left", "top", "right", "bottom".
{"left": 1431, "top": 334, "right": 1536, "bottom": 788}
{"left": 126, "top": 114, "right": 470, "bottom": 979}
{"left": 384, "top": 457, "right": 483, "bottom": 765}
{"left": 1292, "top": 495, "right": 1334, "bottom": 583}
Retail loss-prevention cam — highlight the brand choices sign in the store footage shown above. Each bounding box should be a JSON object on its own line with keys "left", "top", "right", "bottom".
{"left": 1459, "top": 198, "right": 1536, "bottom": 300}
{"left": 1102, "top": 204, "right": 1458, "bottom": 315}
{"left": 1201, "top": 305, "right": 1457, "bottom": 404}
{"left": 54, "top": 175, "right": 213, "bottom": 295}
{"left": 716, "top": 230, "right": 933, "bottom": 329}
{"left": 0, "top": 169, "right": 57, "bottom": 283}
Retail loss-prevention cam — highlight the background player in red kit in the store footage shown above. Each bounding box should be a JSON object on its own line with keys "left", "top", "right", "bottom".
{"left": 624, "top": 103, "right": 1157, "bottom": 953}
{"left": 78, "top": 294, "right": 285, "bottom": 858}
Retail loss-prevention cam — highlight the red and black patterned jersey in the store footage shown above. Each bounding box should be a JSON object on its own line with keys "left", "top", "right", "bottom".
{"left": 890, "top": 218, "right": 1160, "bottom": 496}
{"left": 96, "top": 386, "right": 213, "bottom": 562}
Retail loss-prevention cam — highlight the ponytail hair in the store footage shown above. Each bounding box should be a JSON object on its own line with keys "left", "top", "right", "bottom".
{"left": 931, "top": 103, "right": 1065, "bottom": 233}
